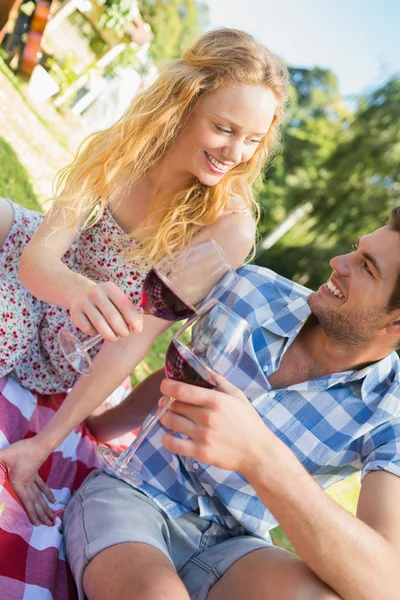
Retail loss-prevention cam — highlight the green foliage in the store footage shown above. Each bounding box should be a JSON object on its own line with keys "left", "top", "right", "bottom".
{"left": 137, "top": 0, "right": 208, "bottom": 64}
{"left": 130, "top": 322, "right": 192, "bottom": 386}
{"left": 104, "top": 46, "right": 138, "bottom": 78}
{"left": 257, "top": 74, "right": 400, "bottom": 290}
{"left": 46, "top": 55, "right": 80, "bottom": 92}
{"left": 258, "top": 67, "right": 348, "bottom": 238}
{"left": 130, "top": 322, "right": 182, "bottom": 386}
{"left": 0, "top": 136, "right": 42, "bottom": 212}
{"left": 96, "top": 0, "right": 138, "bottom": 38}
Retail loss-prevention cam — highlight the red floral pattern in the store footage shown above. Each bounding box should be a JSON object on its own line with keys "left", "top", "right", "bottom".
{"left": 0, "top": 200, "right": 148, "bottom": 394}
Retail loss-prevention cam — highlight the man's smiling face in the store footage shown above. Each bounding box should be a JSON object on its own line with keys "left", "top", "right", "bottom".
{"left": 307, "top": 226, "right": 400, "bottom": 346}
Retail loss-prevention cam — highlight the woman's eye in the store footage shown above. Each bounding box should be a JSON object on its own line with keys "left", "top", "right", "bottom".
{"left": 249, "top": 138, "right": 262, "bottom": 144}
{"left": 216, "top": 125, "right": 232, "bottom": 134}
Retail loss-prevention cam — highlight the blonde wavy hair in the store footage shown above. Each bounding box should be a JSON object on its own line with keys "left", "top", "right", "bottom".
{"left": 52, "top": 28, "right": 288, "bottom": 264}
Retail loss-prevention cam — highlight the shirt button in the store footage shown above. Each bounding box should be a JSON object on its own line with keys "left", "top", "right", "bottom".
{"left": 268, "top": 391, "right": 275, "bottom": 398}
{"left": 193, "top": 462, "right": 199, "bottom": 470}
{"left": 263, "top": 366, "right": 268, "bottom": 372}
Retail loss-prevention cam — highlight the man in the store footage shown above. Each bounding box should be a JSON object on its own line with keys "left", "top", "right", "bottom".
{"left": 64, "top": 208, "right": 400, "bottom": 600}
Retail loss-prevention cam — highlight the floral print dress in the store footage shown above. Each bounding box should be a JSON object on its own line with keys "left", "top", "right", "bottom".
{"left": 0, "top": 199, "right": 148, "bottom": 394}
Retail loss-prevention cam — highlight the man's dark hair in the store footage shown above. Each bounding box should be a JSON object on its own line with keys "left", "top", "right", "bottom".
{"left": 387, "top": 207, "right": 400, "bottom": 312}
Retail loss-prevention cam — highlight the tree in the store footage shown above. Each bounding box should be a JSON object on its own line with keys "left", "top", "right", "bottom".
{"left": 257, "top": 67, "right": 348, "bottom": 240}
{"left": 257, "top": 77, "right": 400, "bottom": 290}
{"left": 137, "top": 0, "right": 208, "bottom": 64}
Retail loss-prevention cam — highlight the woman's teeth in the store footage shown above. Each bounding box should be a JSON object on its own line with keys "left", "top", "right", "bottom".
{"left": 326, "top": 279, "right": 344, "bottom": 299}
{"left": 205, "top": 152, "right": 230, "bottom": 172}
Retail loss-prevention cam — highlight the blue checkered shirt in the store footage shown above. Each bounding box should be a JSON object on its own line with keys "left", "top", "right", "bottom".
{"left": 115, "top": 266, "right": 400, "bottom": 540}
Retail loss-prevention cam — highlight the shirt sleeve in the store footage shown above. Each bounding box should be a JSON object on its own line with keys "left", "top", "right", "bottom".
{"left": 360, "top": 417, "right": 400, "bottom": 480}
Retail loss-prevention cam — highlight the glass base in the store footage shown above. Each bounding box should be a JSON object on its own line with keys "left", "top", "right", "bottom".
{"left": 58, "top": 329, "right": 92, "bottom": 375}
{"left": 97, "top": 445, "right": 145, "bottom": 486}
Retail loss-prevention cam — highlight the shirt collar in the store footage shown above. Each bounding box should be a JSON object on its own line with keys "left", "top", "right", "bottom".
{"left": 261, "top": 294, "right": 312, "bottom": 343}
{"left": 259, "top": 293, "right": 400, "bottom": 399}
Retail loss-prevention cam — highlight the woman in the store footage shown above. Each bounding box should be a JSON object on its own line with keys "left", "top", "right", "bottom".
{"left": 0, "top": 28, "right": 288, "bottom": 524}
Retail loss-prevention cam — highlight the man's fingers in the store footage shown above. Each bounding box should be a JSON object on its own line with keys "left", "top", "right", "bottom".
{"left": 159, "top": 410, "right": 197, "bottom": 438}
{"left": 160, "top": 376, "right": 247, "bottom": 406}
{"left": 162, "top": 432, "right": 198, "bottom": 458}
{"left": 160, "top": 379, "right": 219, "bottom": 406}
{"left": 213, "top": 373, "right": 249, "bottom": 400}
{"left": 160, "top": 397, "right": 219, "bottom": 429}
{"left": 35, "top": 475, "right": 56, "bottom": 504}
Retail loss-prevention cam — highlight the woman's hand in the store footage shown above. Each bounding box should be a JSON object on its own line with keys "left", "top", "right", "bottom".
{"left": 0, "top": 439, "right": 55, "bottom": 526}
{"left": 69, "top": 280, "right": 143, "bottom": 341}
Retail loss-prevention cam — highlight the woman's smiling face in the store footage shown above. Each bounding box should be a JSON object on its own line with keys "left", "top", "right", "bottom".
{"left": 165, "top": 83, "right": 278, "bottom": 186}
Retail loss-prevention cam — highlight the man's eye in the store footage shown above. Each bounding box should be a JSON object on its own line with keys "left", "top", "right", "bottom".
{"left": 363, "top": 262, "right": 373, "bottom": 276}
{"left": 351, "top": 243, "right": 357, "bottom": 251}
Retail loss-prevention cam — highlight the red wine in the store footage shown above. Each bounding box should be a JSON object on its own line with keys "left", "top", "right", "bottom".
{"left": 141, "top": 268, "right": 196, "bottom": 321}
{"left": 165, "top": 339, "right": 217, "bottom": 389}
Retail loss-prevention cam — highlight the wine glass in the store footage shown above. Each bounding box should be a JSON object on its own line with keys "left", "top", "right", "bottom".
{"left": 98, "top": 299, "right": 252, "bottom": 485}
{"left": 58, "top": 240, "right": 237, "bottom": 375}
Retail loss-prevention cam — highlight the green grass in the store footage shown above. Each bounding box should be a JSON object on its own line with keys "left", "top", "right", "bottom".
{"left": 0, "top": 136, "right": 42, "bottom": 212}
{"left": 130, "top": 322, "right": 182, "bottom": 386}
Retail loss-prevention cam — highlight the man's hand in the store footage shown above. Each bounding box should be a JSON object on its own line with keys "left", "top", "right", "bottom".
{"left": 159, "top": 375, "right": 270, "bottom": 476}
{"left": 0, "top": 439, "right": 55, "bottom": 526}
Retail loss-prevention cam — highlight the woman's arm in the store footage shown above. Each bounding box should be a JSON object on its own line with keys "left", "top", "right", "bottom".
{"left": 194, "top": 210, "right": 256, "bottom": 270}
{"left": 18, "top": 206, "right": 89, "bottom": 308}
{"left": 35, "top": 315, "right": 168, "bottom": 454}
{"left": 18, "top": 208, "right": 141, "bottom": 340}
{"left": 0, "top": 315, "right": 169, "bottom": 525}
{"left": 85, "top": 368, "right": 165, "bottom": 442}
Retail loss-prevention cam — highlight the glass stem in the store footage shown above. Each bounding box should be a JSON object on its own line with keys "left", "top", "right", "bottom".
{"left": 81, "top": 333, "right": 103, "bottom": 352}
{"left": 114, "top": 397, "right": 175, "bottom": 472}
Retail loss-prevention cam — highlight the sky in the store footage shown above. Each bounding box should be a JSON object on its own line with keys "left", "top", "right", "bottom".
{"left": 206, "top": 0, "right": 400, "bottom": 99}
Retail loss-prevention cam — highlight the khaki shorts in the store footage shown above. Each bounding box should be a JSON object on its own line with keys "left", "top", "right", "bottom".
{"left": 63, "top": 470, "right": 273, "bottom": 599}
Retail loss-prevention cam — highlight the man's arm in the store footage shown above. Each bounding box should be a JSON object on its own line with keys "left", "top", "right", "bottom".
{"left": 248, "top": 455, "right": 400, "bottom": 600}
{"left": 85, "top": 369, "right": 165, "bottom": 441}
{"left": 158, "top": 377, "right": 400, "bottom": 600}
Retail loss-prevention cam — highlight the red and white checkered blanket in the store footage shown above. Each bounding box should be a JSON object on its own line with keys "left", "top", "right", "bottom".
{"left": 0, "top": 375, "right": 132, "bottom": 600}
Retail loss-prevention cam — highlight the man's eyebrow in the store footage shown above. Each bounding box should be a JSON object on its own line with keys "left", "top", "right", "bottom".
{"left": 209, "top": 113, "right": 267, "bottom": 137}
{"left": 363, "top": 251, "right": 383, "bottom": 277}
{"left": 355, "top": 238, "right": 383, "bottom": 277}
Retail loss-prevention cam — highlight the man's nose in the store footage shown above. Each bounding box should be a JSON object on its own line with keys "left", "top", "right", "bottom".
{"left": 330, "top": 254, "right": 351, "bottom": 277}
